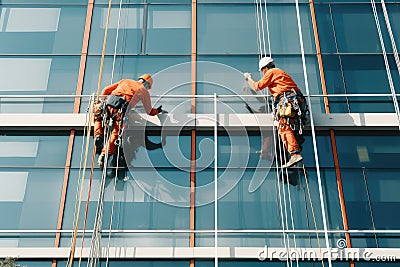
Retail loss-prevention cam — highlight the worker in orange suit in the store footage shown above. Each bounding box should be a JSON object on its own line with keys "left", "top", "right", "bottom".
{"left": 94, "top": 74, "right": 162, "bottom": 169}
{"left": 244, "top": 57, "right": 304, "bottom": 168}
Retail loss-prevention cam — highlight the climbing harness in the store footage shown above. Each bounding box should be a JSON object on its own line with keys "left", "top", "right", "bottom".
{"left": 273, "top": 89, "right": 308, "bottom": 135}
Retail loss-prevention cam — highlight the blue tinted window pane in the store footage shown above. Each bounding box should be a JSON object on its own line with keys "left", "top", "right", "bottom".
{"left": 147, "top": 5, "right": 191, "bottom": 54}
{"left": 197, "top": 4, "right": 258, "bottom": 54}
{"left": 0, "top": 56, "right": 80, "bottom": 112}
{"left": 63, "top": 168, "right": 189, "bottom": 236}
{"left": 0, "top": 132, "right": 69, "bottom": 167}
{"left": 197, "top": 4, "right": 313, "bottom": 54}
{"left": 0, "top": 168, "right": 64, "bottom": 247}
{"left": 316, "top": 4, "right": 390, "bottom": 53}
{"left": 82, "top": 56, "right": 191, "bottom": 95}
{"left": 341, "top": 168, "right": 400, "bottom": 247}
{"left": 335, "top": 134, "right": 400, "bottom": 168}
{"left": 323, "top": 55, "right": 399, "bottom": 113}
{"left": 0, "top": 6, "right": 86, "bottom": 54}
{"left": 89, "top": 6, "right": 143, "bottom": 54}
{"left": 267, "top": 4, "right": 314, "bottom": 54}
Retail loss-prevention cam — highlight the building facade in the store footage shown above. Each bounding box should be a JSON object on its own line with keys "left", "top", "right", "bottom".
{"left": 0, "top": 0, "right": 399, "bottom": 266}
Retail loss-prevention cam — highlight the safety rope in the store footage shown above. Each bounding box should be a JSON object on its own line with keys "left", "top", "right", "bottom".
{"left": 77, "top": 151, "right": 96, "bottom": 267}
{"left": 370, "top": 0, "right": 400, "bottom": 131}
{"left": 380, "top": 0, "right": 400, "bottom": 77}
{"left": 294, "top": 0, "right": 332, "bottom": 266}
{"left": 302, "top": 164, "right": 324, "bottom": 267}
{"left": 104, "top": 0, "right": 125, "bottom": 265}
{"left": 66, "top": 96, "right": 95, "bottom": 267}
{"left": 87, "top": 117, "right": 114, "bottom": 267}
{"left": 361, "top": 168, "right": 379, "bottom": 248}
{"left": 96, "top": 0, "right": 114, "bottom": 100}
{"left": 253, "top": 2, "right": 294, "bottom": 266}
{"left": 328, "top": 4, "right": 350, "bottom": 113}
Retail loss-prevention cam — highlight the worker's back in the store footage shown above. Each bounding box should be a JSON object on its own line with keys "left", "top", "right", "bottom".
{"left": 112, "top": 79, "right": 142, "bottom": 103}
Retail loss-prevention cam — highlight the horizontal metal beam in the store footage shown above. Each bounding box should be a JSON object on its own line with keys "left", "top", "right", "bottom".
{"left": 0, "top": 247, "right": 398, "bottom": 261}
{"left": 0, "top": 113, "right": 398, "bottom": 130}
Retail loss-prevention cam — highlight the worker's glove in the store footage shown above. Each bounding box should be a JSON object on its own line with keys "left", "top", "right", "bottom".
{"left": 157, "top": 105, "right": 164, "bottom": 113}
{"left": 244, "top": 72, "right": 252, "bottom": 81}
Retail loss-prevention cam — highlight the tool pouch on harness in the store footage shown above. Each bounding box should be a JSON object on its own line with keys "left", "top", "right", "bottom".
{"left": 273, "top": 89, "right": 308, "bottom": 134}
{"left": 106, "top": 95, "right": 128, "bottom": 111}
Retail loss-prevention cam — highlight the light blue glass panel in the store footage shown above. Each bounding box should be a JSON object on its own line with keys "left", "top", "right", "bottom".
{"left": 335, "top": 134, "right": 400, "bottom": 168}
{"left": 0, "top": 132, "right": 69, "bottom": 167}
{"left": 316, "top": 4, "right": 392, "bottom": 53}
{"left": 197, "top": 4, "right": 258, "bottom": 54}
{"left": 197, "top": 3, "right": 313, "bottom": 54}
{"left": 0, "top": 6, "right": 86, "bottom": 54}
{"left": 62, "top": 167, "right": 189, "bottom": 246}
{"left": 0, "top": 168, "right": 64, "bottom": 246}
{"left": 323, "top": 55, "right": 399, "bottom": 113}
{"left": 89, "top": 5, "right": 143, "bottom": 54}
{"left": 146, "top": 5, "right": 191, "bottom": 54}
{"left": 0, "top": 56, "right": 80, "bottom": 112}
{"left": 267, "top": 4, "right": 314, "bottom": 54}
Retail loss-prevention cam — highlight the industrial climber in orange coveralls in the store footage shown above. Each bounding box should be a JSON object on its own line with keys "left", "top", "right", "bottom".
{"left": 244, "top": 57, "right": 304, "bottom": 168}
{"left": 94, "top": 74, "right": 162, "bottom": 168}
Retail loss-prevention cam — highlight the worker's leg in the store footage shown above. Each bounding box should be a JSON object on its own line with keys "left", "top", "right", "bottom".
{"left": 278, "top": 118, "right": 300, "bottom": 154}
{"left": 101, "top": 121, "right": 121, "bottom": 156}
{"left": 278, "top": 118, "right": 303, "bottom": 168}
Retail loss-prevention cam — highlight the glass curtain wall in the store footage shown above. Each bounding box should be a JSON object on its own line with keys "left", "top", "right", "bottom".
{"left": 1, "top": 0, "right": 400, "bottom": 267}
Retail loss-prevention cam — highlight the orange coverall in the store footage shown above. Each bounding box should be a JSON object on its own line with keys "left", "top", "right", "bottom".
{"left": 94, "top": 79, "right": 158, "bottom": 155}
{"left": 254, "top": 68, "right": 302, "bottom": 155}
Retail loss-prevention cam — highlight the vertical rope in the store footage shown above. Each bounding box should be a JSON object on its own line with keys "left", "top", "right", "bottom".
{"left": 361, "top": 168, "right": 379, "bottom": 247}
{"left": 380, "top": 0, "right": 400, "bottom": 77}
{"left": 370, "top": 0, "right": 400, "bottom": 130}
{"left": 328, "top": 4, "right": 351, "bottom": 113}
{"left": 96, "top": 0, "right": 114, "bottom": 100}
{"left": 263, "top": 0, "right": 271, "bottom": 56}
{"left": 294, "top": 1, "right": 332, "bottom": 266}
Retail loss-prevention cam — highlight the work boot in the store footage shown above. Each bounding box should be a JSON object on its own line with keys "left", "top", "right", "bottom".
{"left": 94, "top": 135, "right": 103, "bottom": 155}
{"left": 282, "top": 154, "right": 303, "bottom": 168}
{"left": 97, "top": 153, "right": 106, "bottom": 169}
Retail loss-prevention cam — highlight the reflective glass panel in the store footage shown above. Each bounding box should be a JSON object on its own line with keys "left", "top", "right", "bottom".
{"left": 316, "top": 4, "right": 392, "bottom": 53}
{"left": 89, "top": 5, "right": 143, "bottom": 54}
{"left": 146, "top": 5, "right": 191, "bottom": 54}
{"left": 0, "top": 131, "right": 69, "bottom": 167}
{"left": 323, "top": 55, "right": 399, "bottom": 113}
{"left": 0, "top": 56, "right": 81, "bottom": 112}
{"left": 0, "top": 6, "right": 86, "bottom": 54}
{"left": 0, "top": 168, "right": 64, "bottom": 246}
{"left": 197, "top": 4, "right": 258, "bottom": 54}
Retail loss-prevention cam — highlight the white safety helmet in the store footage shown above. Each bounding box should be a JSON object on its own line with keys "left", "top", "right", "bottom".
{"left": 258, "top": 56, "right": 274, "bottom": 71}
